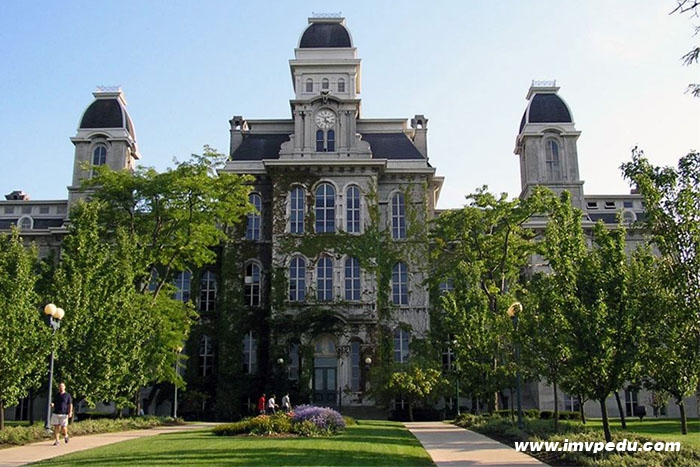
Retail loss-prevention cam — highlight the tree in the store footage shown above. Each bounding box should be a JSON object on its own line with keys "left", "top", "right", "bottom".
{"left": 671, "top": 0, "right": 700, "bottom": 97}
{"left": 0, "top": 229, "right": 46, "bottom": 430}
{"left": 621, "top": 149, "right": 700, "bottom": 435}
{"left": 431, "top": 187, "right": 541, "bottom": 412}
{"left": 386, "top": 365, "right": 447, "bottom": 421}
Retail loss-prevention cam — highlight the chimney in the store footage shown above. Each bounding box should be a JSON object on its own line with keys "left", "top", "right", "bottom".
{"left": 410, "top": 115, "right": 428, "bottom": 159}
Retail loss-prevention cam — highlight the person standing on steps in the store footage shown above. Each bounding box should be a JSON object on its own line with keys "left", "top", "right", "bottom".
{"left": 51, "top": 382, "right": 73, "bottom": 445}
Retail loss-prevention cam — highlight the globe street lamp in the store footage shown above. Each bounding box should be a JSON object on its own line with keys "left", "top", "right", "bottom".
{"left": 43, "top": 303, "right": 65, "bottom": 431}
{"left": 507, "top": 301, "right": 524, "bottom": 430}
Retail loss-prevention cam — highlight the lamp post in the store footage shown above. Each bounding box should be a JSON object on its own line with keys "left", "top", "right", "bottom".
{"left": 173, "top": 346, "right": 183, "bottom": 419}
{"left": 43, "top": 303, "right": 65, "bottom": 431}
{"left": 507, "top": 301, "right": 524, "bottom": 430}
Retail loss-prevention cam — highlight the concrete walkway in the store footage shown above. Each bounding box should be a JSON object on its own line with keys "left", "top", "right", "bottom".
{"left": 0, "top": 423, "right": 216, "bottom": 467}
{"left": 405, "top": 421, "right": 545, "bottom": 466}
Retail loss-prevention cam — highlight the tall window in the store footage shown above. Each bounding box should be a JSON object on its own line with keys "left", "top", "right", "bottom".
{"left": 289, "top": 257, "right": 306, "bottom": 301}
{"left": 442, "top": 344, "right": 455, "bottom": 372}
{"left": 289, "top": 187, "right": 305, "bottom": 234}
{"left": 337, "top": 78, "right": 345, "bottom": 92}
{"left": 327, "top": 129, "right": 335, "bottom": 152}
{"left": 316, "top": 256, "right": 333, "bottom": 301}
{"left": 199, "top": 335, "right": 214, "bottom": 376}
{"left": 173, "top": 271, "right": 191, "bottom": 302}
{"left": 392, "top": 262, "right": 408, "bottom": 305}
{"left": 346, "top": 186, "right": 360, "bottom": 233}
{"left": 345, "top": 257, "right": 361, "bottom": 301}
{"left": 321, "top": 78, "right": 329, "bottom": 90}
{"left": 350, "top": 341, "right": 360, "bottom": 391}
{"left": 246, "top": 193, "right": 262, "bottom": 240}
{"left": 305, "top": 78, "right": 313, "bottom": 92}
{"left": 244, "top": 263, "right": 261, "bottom": 307}
{"left": 564, "top": 394, "right": 580, "bottom": 412}
{"left": 242, "top": 331, "right": 257, "bottom": 374}
{"left": 288, "top": 343, "right": 299, "bottom": 380}
{"left": 393, "top": 329, "right": 410, "bottom": 363}
{"left": 545, "top": 140, "right": 562, "bottom": 180}
{"left": 316, "top": 130, "right": 325, "bottom": 152}
{"left": 391, "top": 193, "right": 406, "bottom": 239}
{"left": 625, "top": 387, "right": 639, "bottom": 417}
{"left": 199, "top": 271, "right": 217, "bottom": 312}
{"left": 315, "top": 183, "right": 335, "bottom": 233}
{"left": 91, "top": 144, "right": 107, "bottom": 177}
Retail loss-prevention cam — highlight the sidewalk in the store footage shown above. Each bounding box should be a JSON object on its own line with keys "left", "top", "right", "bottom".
{"left": 0, "top": 423, "right": 216, "bottom": 467}
{"left": 405, "top": 421, "right": 545, "bottom": 466}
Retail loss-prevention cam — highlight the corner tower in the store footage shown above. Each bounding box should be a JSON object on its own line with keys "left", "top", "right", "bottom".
{"left": 514, "top": 81, "right": 584, "bottom": 209}
{"left": 68, "top": 87, "right": 139, "bottom": 207}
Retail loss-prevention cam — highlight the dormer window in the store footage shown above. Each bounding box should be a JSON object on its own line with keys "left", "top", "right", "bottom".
{"left": 337, "top": 78, "right": 345, "bottom": 92}
{"left": 18, "top": 216, "right": 33, "bottom": 230}
{"left": 91, "top": 144, "right": 107, "bottom": 177}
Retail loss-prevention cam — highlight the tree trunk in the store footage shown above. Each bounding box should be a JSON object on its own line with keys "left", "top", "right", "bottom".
{"left": 678, "top": 398, "right": 688, "bottom": 435}
{"left": 29, "top": 388, "right": 35, "bottom": 424}
{"left": 614, "top": 391, "right": 627, "bottom": 429}
{"left": 510, "top": 387, "right": 515, "bottom": 422}
{"left": 600, "top": 399, "right": 612, "bottom": 443}
{"left": 0, "top": 399, "right": 5, "bottom": 430}
{"left": 553, "top": 380, "right": 559, "bottom": 432}
{"left": 408, "top": 403, "right": 414, "bottom": 422}
{"left": 578, "top": 395, "right": 586, "bottom": 424}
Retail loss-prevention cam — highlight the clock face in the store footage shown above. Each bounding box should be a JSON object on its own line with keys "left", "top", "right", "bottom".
{"left": 315, "top": 110, "right": 336, "bottom": 129}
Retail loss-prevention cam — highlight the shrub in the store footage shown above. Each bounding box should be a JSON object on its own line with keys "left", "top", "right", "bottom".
{"left": 524, "top": 409, "right": 540, "bottom": 419}
{"left": 291, "top": 405, "right": 345, "bottom": 435}
{"left": 212, "top": 406, "right": 345, "bottom": 437}
{"left": 540, "top": 410, "right": 553, "bottom": 419}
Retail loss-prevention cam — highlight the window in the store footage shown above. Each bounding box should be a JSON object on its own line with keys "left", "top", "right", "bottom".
{"left": 623, "top": 200, "right": 633, "bottom": 208}
{"left": 173, "top": 271, "right": 191, "bottom": 302}
{"left": 316, "top": 130, "right": 325, "bottom": 152}
{"left": 604, "top": 201, "right": 616, "bottom": 209}
{"left": 625, "top": 387, "right": 639, "bottom": 417}
{"left": 18, "top": 216, "right": 32, "bottom": 230}
{"left": 3, "top": 206, "right": 14, "bottom": 214}
{"left": 337, "top": 78, "right": 345, "bottom": 93}
{"left": 439, "top": 279, "right": 454, "bottom": 295}
{"left": 442, "top": 344, "right": 455, "bottom": 372}
{"left": 92, "top": 144, "right": 107, "bottom": 177}
{"left": 622, "top": 210, "right": 636, "bottom": 223}
{"left": 289, "top": 187, "right": 305, "bottom": 234}
{"left": 315, "top": 183, "right": 335, "bottom": 233}
{"left": 545, "top": 140, "right": 561, "bottom": 180}
{"left": 391, "top": 193, "right": 406, "bottom": 239}
{"left": 327, "top": 130, "right": 335, "bottom": 152}
{"left": 316, "top": 256, "right": 333, "bottom": 301}
{"left": 246, "top": 193, "right": 262, "bottom": 240}
{"left": 392, "top": 262, "right": 408, "bottom": 305}
{"left": 393, "top": 329, "right": 410, "bottom": 363}
{"left": 345, "top": 257, "right": 361, "bottom": 301}
{"left": 305, "top": 78, "right": 313, "bottom": 92}
{"left": 288, "top": 343, "right": 299, "bottom": 380}
{"left": 21, "top": 205, "right": 31, "bottom": 214}
{"left": 350, "top": 341, "right": 360, "bottom": 391}
{"left": 321, "top": 78, "right": 329, "bottom": 90}
{"left": 244, "top": 263, "right": 261, "bottom": 307}
{"left": 289, "top": 257, "right": 306, "bottom": 301}
{"left": 39, "top": 206, "right": 50, "bottom": 214}
{"left": 242, "top": 331, "right": 257, "bottom": 374}
{"left": 199, "top": 335, "right": 214, "bottom": 376}
{"left": 199, "top": 271, "right": 217, "bottom": 312}
{"left": 586, "top": 201, "right": 599, "bottom": 210}
{"left": 346, "top": 186, "right": 360, "bottom": 233}
{"left": 564, "top": 394, "right": 580, "bottom": 412}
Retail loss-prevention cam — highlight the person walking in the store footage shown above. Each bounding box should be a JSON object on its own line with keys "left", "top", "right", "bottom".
{"left": 266, "top": 394, "right": 278, "bottom": 415}
{"left": 257, "top": 393, "right": 266, "bottom": 415}
{"left": 51, "top": 382, "right": 73, "bottom": 445}
{"left": 281, "top": 393, "right": 291, "bottom": 412}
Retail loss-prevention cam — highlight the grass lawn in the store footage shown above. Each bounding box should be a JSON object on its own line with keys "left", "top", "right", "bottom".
{"left": 34, "top": 420, "right": 434, "bottom": 466}
{"left": 586, "top": 417, "right": 700, "bottom": 449}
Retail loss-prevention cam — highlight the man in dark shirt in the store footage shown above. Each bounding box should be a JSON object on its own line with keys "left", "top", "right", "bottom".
{"left": 51, "top": 382, "right": 73, "bottom": 445}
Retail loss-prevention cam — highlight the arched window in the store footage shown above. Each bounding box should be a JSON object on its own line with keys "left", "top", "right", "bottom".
{"left": 91, "top": 144, "right": 107, "bottom": 177}
{"left": 199, "top": 271, "right": 217, "bottom": 312}
{"left": 345, "top": 257, "right": 361, "bottom": 301}
{"left": 346, "top": 186, "right": 360, "bottom": 233}
{"left": 199, "top": 335, "right": 215, "bottom": 376}
{"left": 173, "top": 271, "right": 191, "bottom": 302}
{"left": 243, "top": 331, "right": 257, "bottom": 374}
{"left": 305, "top": 78, "right": 313, "bottom": 92}
{"left": 289, "top": 187, "right": 305, "bottom": 234}
{"left": 392, "top": 262, "right": 408, "bottom": 305}
{"left": 316, "top": 130, "right": 325, "bottom": 152}
{"left": 244, "top": 263, "right": 261, "bottom": 307}
{"left": 327, "top": 129, "right": 335, "bottom": 152}
{"left": 337, "top": 78, "right": 345, "bottom": 93}
{"left": 321, "top": 78, "right": 329, "bottom": 90}
{"left": 545, "top": 140, "right": 562, "bottom": 180}
{"left": 18, "top": 216, "right": 33, "bottom": 230}
{"left": 246, "top": 193, "right": 262, "bottom": 241}
{"left": 315, "top": 183, "right": 335, "bottom": 233}
{"left": 393, "top": 329, "right": 410, "bottom": 363}
{"left": 316, "top": 256, "right": 333, "bottom": 301}
{"left": 391, "top": 193, "right": 406, "bottom": 239}
{"left": 289, "top": 257, "right": 306, "bottom": 302}
{"left": 350, "top": 340, "right": 360, "bottom": 391}
{"left": 288, "top": 342, "right": 300, "bottom": 380}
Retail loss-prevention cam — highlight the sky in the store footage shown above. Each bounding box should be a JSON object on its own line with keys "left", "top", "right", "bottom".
{"left": 1, "top": 0, "right": 698, "bottom": 209}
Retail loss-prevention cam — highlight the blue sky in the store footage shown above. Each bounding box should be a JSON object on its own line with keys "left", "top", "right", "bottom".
{"left": 1, "top": 0, "right": 698, "bottom": 209}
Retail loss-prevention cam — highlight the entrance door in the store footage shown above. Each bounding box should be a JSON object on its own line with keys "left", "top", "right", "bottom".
{"left": 314, "top": 367, "right": 337, "bottom": 405}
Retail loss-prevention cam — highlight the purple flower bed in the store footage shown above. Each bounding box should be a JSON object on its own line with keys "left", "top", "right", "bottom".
{"left": 291, "top": 405, "right": 345, "bottom": 434}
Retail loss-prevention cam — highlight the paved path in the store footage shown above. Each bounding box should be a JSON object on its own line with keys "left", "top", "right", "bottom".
{"left": 405, "top": 421, "right": 545, "bottom": 466}
{"left": 0, "top": 423, "right": 216, "bottom": 466}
